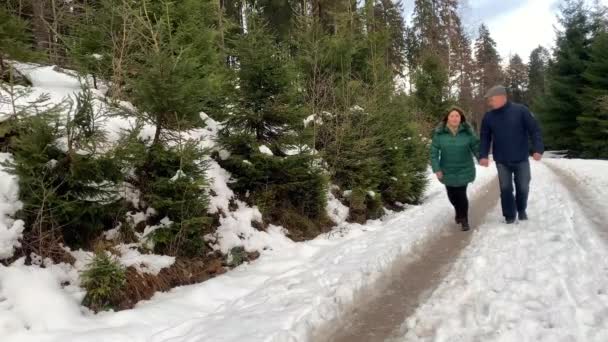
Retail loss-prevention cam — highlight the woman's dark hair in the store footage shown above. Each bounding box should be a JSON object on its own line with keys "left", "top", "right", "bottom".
{"left": 442, "top": 106, "right": 467, "bottom": 125}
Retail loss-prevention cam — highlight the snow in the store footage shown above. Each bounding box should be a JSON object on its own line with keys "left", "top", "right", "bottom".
{"left": 0, "top": 154, "right": 25, "bottom": 259}
{"left": 282, "top": 144, "right": 310, "bottom": 156}
{"left": 218, "top": 149, "right": 231, "bottom": 160}
{"left": 14, "top": 63, "right": 81, "bottom": 91}
{"left": 303, "top": 114, "right": 322, "bottom": 127}
{"left": 126, "top": 211, "right": 148, "bottom": 227}
{"left": 139, "top": 216, "right": 172, "bottom": 249}
{"left": 208, "top": 201, "right": 292, "bottom": 254}
{"left": 393, "top": 161, "right": 608, "bottom": 342}
{"left": 258, "top": 145, "right": 273, "bottom": 156}
{"left": 207, "top": 160, "right": 235, "bottom": 214}
{"left": 0, "top": 259, "right": 87, "bottom": 333}
{"left": 326, "top": 191, "right": 350, "bottom": 225}
{"left": 114, "top": 244, "right": 175, "bottom": 275}
{"left": 350, "top": 105, "right": 365, "bottom": 112}
{"left": 0, "top": 63, "right": 81, "bottom": 116}
{"left": 544, "top": 158, "right": 608, "bottom": 221}
{"left": 169, "top": 169, "right": 186, "bottom": 182}
{"left": 103, "top": 225, "right": 121, "bottom": 240}
{"left": 0, "top": 166, "right": 497, "bottom": 341}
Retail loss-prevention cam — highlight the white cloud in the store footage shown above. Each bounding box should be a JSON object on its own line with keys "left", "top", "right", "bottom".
{"left": 402, "top": 0, "right": 608, "bottom": 62}
{"left": 478, "top": 0, "right": 608, "bottom": 62}
{"left": 484, "top": 0, "right": 558, "bottom": 62}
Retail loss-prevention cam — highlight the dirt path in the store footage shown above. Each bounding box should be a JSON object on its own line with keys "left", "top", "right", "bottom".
{"left": 313, "top": 179, "right": 500, "bottom": 342}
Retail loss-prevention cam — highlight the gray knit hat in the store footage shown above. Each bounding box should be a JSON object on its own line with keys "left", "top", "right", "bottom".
{"left": 484, "top": 85, "right": 507, "bottom": 98}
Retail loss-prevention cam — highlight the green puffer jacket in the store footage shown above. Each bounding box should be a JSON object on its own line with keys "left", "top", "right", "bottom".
{"left": 430, "top": 122, "right": 480, "bottom": 187}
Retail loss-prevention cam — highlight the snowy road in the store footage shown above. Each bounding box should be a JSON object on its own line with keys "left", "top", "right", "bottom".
{"left": 315, "top": 179, "right": 500, "bottom": 342}
{"left": 382, "top": 161, "right": 608, "bottom": 341}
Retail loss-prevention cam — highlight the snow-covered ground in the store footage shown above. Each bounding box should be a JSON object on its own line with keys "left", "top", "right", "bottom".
{"left": 394, "top": 160, "right": 608, "bottom": 342}
{"left": 544, "top": 158, "right": 608, "bottom": 228}
{"left": 1, "top": 164, "right": 497, "bottom": 342}
{"left": 2, "top": 64, "right": 608, "bottom": 342}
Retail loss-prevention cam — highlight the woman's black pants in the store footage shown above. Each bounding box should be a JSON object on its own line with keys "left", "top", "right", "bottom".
{"left": 445, "top": 185, "right": 469, "bottom": 221}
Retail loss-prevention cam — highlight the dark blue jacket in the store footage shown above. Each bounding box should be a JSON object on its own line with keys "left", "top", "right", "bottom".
{"left": 480, "top": 101, "right": 544, "bottom": 163}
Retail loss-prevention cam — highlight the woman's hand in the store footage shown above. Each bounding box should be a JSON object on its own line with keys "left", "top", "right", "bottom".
{"left": 435, "top": 171, "right": 443, "bottom": 180}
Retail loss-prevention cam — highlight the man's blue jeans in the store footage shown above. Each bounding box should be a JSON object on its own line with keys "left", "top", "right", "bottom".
{"left": 496, "top": 160, "right": 531, "bottom": 220}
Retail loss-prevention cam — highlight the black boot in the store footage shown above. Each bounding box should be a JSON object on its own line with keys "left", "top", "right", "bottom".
{"left": 461, "top": 218, "right": 470, "bottom": 231}
{"left": 455, "top": 215, "right": 462, "bottom": 224}
{"left": 518, "top": 211, "right": 528, "bottom": 221}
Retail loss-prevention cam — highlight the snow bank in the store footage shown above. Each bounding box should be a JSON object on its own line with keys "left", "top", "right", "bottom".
{"left": 207, "top": 160, "right": 234, "bottom": 214}
{"left": 1, "top": 166, "right": 497, "bottom": 341}
{"left": 326, "top": 190, "right": 349, "bottom": 225}
{"left": 114, "top": 244, "right": 175, "bottom": 275}
{"left": 0, "top": 154, "right": 24, "bottom": 259}
{"left": 209, "top": 201, "right": 293, "bottom": 254}
{"left": 0, "top": 259, "right": 86, "bottom": 334}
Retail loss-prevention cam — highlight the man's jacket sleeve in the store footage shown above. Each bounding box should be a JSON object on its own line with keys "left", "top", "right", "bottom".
{"left": 479, "top": 114, "right": 491, "bottom": 159}
{"left": 523, "top": 107, "right": 545, "bottom": 154}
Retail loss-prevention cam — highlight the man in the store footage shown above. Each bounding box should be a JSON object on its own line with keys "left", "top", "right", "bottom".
{"left": 479, "top": 85, "right": 544, "bottom": 224}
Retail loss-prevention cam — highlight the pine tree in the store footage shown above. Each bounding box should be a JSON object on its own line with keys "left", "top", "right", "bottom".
{"left": 127, "top": 0, "right": 227, "bottom": 146}
{"left": 413, "top": 53, "right": 449, "bottom": 119}
{"left": 537, "top": 0, "right": 592, "bottom": 152}
{"left": 450, "top": 20, "right": 474, "bottom": 115}
{"left": 0, "top": 6, "right": 34, "bottom": 80}
{"left": 407, "top": 0, "right": 473, "bottom": 118}
{"left": 294, "top": 4, "right": 427, "bottom": 222}
{"left": 409, "top": 0, "right": 444, "bottom": 61}
{"left": 528, "top": 46, "right": 550, "bottom": 109}
{"left": 505, "top": 54, "right": 528, "bottom": 104}
{"left": 5, "top": 0, "right": 76, "bottom": 64}
{"left": 4, "top": 89, "right": 124, "bottom": 254}
{"left": 440, "top": 0, "right": 466, "bottom": 94}
{"left": 373, "top": 0, "right": 407, "bottom": 74}
{"left": 220, "top": 16, "right": 328, "bottom": 238}
{"left": 246, "top": 0, "right": 300, "bottom": 41}
{"left": 473, "top": 24, "right": 502, "bottom": 127}
{"left": 577, "top": 29, "right": 608, "bottom": 158}
{"left": 310, "top": 0, "right": 358, "bottom": 34}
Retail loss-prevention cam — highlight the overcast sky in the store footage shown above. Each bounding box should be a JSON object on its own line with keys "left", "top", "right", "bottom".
{"left": 402, "top": 0, "right": 608, "bottom": 63}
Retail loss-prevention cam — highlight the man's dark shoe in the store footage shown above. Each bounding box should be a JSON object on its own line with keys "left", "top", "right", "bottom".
{"left": 461, "top": 219, "right": 470, "bottom": 231}
{"left": 506, "top": 218, "right": 516, "bottom": 224}
{"left": 518, "top": 211, "right": 528, "bottom": 221}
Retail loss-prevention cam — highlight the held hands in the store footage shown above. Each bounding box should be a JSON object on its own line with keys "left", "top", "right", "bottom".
{"left": 533, "top": 153, "right": 542, "bottom": 161}
{"left": 479, "top": 158, "right": 490, "bottom": 167}
{"left": 435, "top": 171, "right": 443, "bottom": 180}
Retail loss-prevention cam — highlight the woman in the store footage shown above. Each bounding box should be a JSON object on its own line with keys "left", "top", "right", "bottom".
{"left": 430, "top": 107, "right": 480, "bottom": 231}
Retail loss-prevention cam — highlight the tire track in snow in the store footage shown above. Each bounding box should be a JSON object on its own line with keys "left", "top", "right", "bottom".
{"left": 543, "top": 161, "right": 608, "bottom": 245}
{"left": 313, "top": 179, "right": 500, "bottom": 342}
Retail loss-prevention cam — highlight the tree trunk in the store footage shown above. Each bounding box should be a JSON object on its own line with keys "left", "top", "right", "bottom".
{"left": 218, "top": 0, "right": 225, "bottom": 55}
{"left": 152, "top": 120, "right": 162, "bottom": 147}
{"left": 31, "top": 0, "right": 51, "bottom": 53}
{"left": 0, "top": 55, "right": 5, "bottom": 80}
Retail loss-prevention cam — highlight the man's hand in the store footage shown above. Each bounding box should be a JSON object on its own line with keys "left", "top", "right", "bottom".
{"left": 479, "top": 158, "right": 490, "bottom": 167}
{"left": 435, "top": 171, "right": 443, "bottom": 180}
{"left": 533, "top": 153, "right": 542, "bottom": 161}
